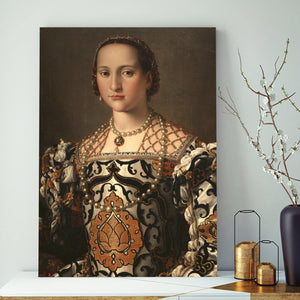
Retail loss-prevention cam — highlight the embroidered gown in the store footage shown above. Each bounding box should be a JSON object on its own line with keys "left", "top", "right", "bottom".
{"left": 39, "top": 113, "right": 217, "bottom": 277}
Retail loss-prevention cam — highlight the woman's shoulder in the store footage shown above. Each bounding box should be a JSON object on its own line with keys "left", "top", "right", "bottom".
{"left": 161, "top": 115, "right": 216, "bottom": 154}
{"left": 165, "top": 118, "right": 194, "bottom": 141}
{"left": 77, "top": 124, "right": 110, "bottom": 162}
{"left": 159, "top": 115, "right": 216, "bottom": 169}
{"left": 161, "top": 116, "right": 206, "bottom": 159}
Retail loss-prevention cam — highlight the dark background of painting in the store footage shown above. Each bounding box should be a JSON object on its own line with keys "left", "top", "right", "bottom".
{"left": 40, "top": 28, "right": 216, "bottom": 154}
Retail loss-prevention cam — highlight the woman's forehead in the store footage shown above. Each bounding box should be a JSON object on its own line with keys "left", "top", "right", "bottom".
{"left": 97, "top": 43, "right": 139, "bottom": 67}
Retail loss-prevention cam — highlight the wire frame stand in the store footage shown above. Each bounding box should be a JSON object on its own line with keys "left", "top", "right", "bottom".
{"left": 254, "top": 240, "right": 279, "bottom": 286}
{"left": 234, "top": 210, "right": 261, "bottom": 280}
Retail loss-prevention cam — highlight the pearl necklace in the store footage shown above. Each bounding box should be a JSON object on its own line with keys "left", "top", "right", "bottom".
{"left": 79, "top": 112, "right": 167, "bottom": 212}
{"left": 110, "top": 109, "right": 154, "bottom": 147}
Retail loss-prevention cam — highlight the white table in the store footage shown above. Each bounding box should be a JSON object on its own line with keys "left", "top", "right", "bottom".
{"left": 0, "top": 271, "right": 289, "bottom": 299}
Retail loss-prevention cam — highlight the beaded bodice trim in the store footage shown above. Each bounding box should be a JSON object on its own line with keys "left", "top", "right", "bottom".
{"left": 76, "top": 114, "right": 196, "bottom": 165}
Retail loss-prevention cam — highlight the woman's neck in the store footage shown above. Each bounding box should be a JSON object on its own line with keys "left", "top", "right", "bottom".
{"left": 112, "top": 106, "right": 151, "bottom": 132}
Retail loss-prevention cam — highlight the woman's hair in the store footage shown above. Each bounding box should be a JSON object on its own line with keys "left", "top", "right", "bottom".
{"left": 92, "top": 35, "right": 160, "bottom": 98}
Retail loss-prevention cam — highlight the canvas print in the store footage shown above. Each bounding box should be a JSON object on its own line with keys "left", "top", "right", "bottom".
{"left": 39, "top": 28, "right": 216, "bottom": 277}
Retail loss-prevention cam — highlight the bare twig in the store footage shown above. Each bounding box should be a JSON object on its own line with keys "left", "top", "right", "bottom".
{"left": 288, "top": 97, "right": 300, "bottom": 112}
{"left": 260, "top": 65, "right": 265, "bottom": 79}
{"left": 238, "top": 50, "right": 267, "bottom": 97}
{"left": 274, "top": 56, "right": 279, "bottom": 75}
{"left": 272, "top": 92, "right": 296, "bottom": 107}
{"left": 269, "top": 39, "right": 289, "bottom": 88}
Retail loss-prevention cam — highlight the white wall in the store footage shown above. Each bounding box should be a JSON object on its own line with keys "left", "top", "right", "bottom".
{"left": 1, "top": 0, "right": 299, "bottom": 287}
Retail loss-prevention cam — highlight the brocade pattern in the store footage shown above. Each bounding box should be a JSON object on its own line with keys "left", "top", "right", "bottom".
{"left": 39, "top": 118, "right": 217, "bottom": 277}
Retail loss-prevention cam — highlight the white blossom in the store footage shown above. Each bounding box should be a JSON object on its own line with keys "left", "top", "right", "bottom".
{"left": 270, "top": 93, "right": 276, "bottom": 101}
{"left": 248, "top": 137, "right": 256, "bottom": 148}
{"left": 290, "top": 186, "right": 298, "bottom": 201}
{"left": 290, "top": 143, "right": 299, "bottom": 154}
{"left": 260, "top": 79, "right": 267, "bottom": 87}
{"left": 282, "top": 142, "right": 287, "bottom": 151}
{"left": 277, "top": 141, "right": 286, "bottom": 155}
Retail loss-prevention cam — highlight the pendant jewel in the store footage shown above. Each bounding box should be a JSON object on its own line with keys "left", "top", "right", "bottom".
{"left": 110, "top": 108, "right": 154, "bottom": 147}
{"left": 114, "top": 136, "right": 124, "bottom": 146}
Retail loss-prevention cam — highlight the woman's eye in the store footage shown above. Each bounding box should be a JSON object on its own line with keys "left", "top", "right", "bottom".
{"left": 122, "top": 70, "right": 134, "bottom": 77}
{"left": 99, "top": 71, "right": 109, "bottom": 77}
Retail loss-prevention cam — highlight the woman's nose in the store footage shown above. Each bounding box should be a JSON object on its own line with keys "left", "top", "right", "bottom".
{"left": 110, "top": 73, "right": 122, "bottom": 92}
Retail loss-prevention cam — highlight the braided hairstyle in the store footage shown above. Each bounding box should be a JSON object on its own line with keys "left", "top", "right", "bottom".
{"left": 91, "top": 35, "right": 160, "bottom": 99}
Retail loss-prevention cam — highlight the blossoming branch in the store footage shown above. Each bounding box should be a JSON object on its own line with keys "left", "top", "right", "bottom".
{"left": 219, "top": 39, "right": 299, "bottom": 206}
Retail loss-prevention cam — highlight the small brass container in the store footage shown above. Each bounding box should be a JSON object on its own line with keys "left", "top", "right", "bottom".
{"left": 234, "top": 210, "right": 261, "bottom": 280}
{"left": 234, "top": 241, "right": 260, "bottom": 280}
{"left": 254, "top": 240, "right": 279, "bottom": 286}
{"left": 256, "top": 262, "right": 276, "bottom": 286}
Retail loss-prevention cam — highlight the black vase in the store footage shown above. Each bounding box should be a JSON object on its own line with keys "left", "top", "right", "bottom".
{"left": 280, "top": 205, "right": 300, "bottom": 286}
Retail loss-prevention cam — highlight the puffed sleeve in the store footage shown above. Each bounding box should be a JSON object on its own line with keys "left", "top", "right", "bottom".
{"left": 172, "top": 142, "right": 217, "bottom": 277}
{"left": 39, "top": 139, "right": 88, "bottom": 276}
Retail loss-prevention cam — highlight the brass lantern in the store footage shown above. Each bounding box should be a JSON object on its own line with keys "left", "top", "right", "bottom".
{"left": 234, "top": 210, "right": 261, "bottom": 280}
{"left": 254, "top": 240, "right": 279, "bottom": 286}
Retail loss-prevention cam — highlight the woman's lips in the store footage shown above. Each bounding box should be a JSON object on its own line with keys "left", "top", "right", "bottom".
{"left": 110, "top": 95, "right": 125, "bottom": 100}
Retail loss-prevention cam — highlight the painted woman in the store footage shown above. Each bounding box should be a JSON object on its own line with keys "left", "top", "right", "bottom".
{"left": 39, "top": 35, "right": 217, "bottom": 277}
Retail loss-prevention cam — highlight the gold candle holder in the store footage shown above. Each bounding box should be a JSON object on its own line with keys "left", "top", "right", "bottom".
{"left": 254, "top": 240, "right": 279, "bottom": 286}
{"left": 234, "top": 210, "right": 261, "bottom": 280}
{"left": 256, "top": 262, "right": 276, "bottom": 286}
{"left": 234, "top": 241, "right": 260, "bottom": 280}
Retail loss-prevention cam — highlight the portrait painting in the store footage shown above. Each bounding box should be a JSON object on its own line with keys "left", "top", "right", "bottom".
{"left": 39, "top": 27, "right": 216, "bottom": 277}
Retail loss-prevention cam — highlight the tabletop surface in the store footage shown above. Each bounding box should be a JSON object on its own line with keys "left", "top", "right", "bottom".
{"left": 1, "top": 270, "right": 297, "bottom": 299}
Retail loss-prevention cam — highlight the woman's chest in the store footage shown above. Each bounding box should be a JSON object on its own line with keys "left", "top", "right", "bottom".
{"left": 80, "top": 159, "right": 183, "bottom": 276}
{"left": 82, "top": 159, "right": 178, "bottom": 235}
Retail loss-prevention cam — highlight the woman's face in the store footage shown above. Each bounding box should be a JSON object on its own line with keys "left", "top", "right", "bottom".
{"left": 96, "top": 43, "right": 151, "bottom": 113}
